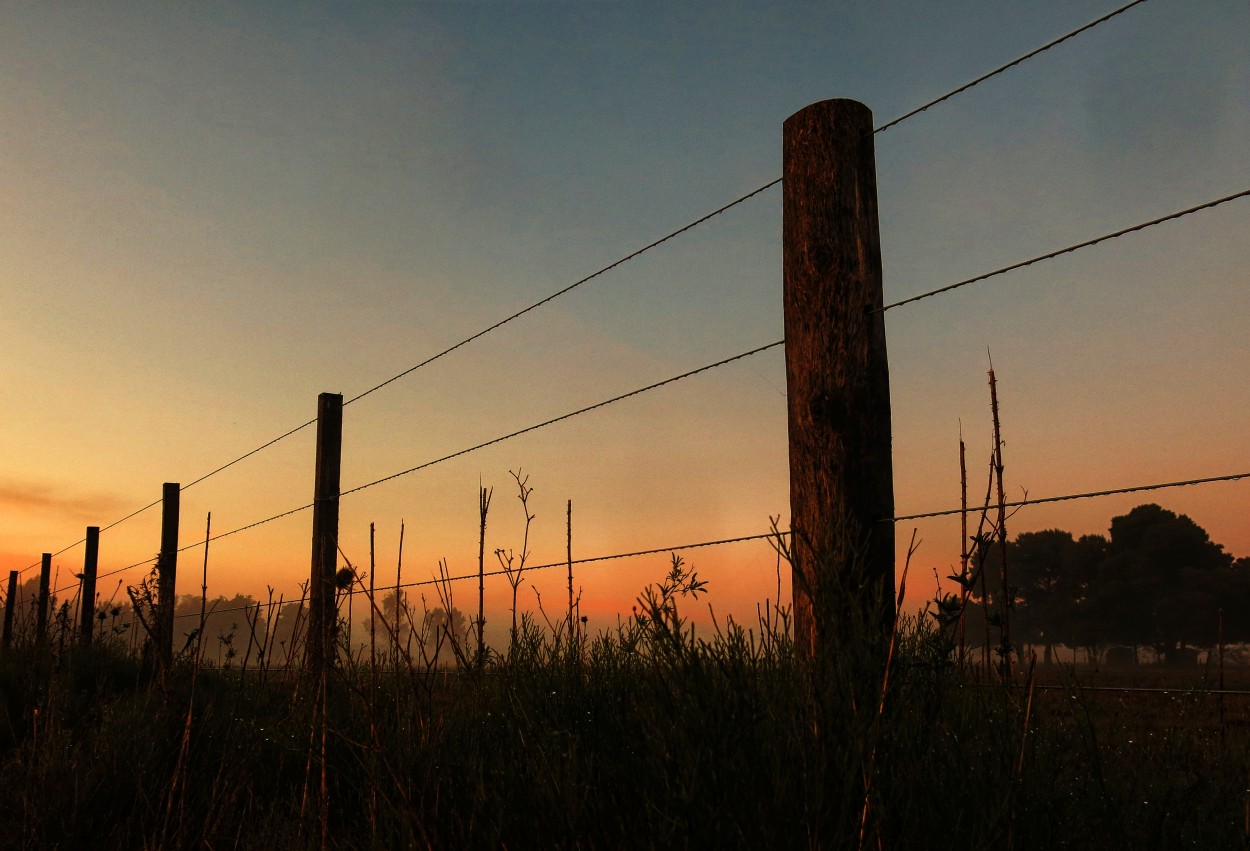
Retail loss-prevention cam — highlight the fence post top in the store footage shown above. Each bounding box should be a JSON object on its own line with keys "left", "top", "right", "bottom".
{"left": 785, "top": 98, "right": 872, "bottom": 125}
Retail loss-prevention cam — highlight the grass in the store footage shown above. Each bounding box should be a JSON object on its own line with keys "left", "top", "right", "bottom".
{"left": 2, "top": 545, "right": 1250, "bottom": 850}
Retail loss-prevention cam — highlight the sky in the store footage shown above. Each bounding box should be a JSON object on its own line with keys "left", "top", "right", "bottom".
{"left": 2, "top": 0, "right": 1248, "bottom": 643}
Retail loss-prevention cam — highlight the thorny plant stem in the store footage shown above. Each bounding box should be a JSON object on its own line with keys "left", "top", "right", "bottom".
{"left": 196, "top": 513, "right": 211, "bottom": 667}
{"left": 978, "top": 453, "right": 995, "bottom": 679}
{"left": 369, "top": 523, "right": 377, "bottom": 679}
{"left": 958, "top": 434, "right": 969, "bottom": 665}
{"left": 396, "top": 520, "right": 404, "bottom": 714}
{"left": 990, "top": 365, "right": 1012, "bottom": 682}
{"left": 567, "top": 499, "right": 574, "bottom": 642}
{"left": 478, "top": 485, "right": 492, "bottom": 667}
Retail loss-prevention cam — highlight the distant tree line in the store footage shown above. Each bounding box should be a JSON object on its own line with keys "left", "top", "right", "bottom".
{"left": 0, "top": 572, "right": 467, "bottom": 667}
{"left": 951, "top": 503, "right": 1250, "bottom": 665}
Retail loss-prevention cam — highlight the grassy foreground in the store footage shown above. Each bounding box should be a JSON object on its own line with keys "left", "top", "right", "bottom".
{"left": 1, "top": 562, "right": 1248, "bottom": 850}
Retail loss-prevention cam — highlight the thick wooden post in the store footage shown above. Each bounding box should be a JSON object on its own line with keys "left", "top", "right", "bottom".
{"left": 158, "top": 483, "right": 180, "bottom": 669}
{"left": 783, "top": 99, "right": 895, "bottom": 663}
{"left": 307, "top": 393, "right": 343, "bottom": 675}
{"left": 36, "top": 553, "right": 51, "bottom": 646}
{"left": 3, "top": 570, "right": 17, "bottom": 650}
{"left": 80, "top": 526, "right": 100, "bottom": 647}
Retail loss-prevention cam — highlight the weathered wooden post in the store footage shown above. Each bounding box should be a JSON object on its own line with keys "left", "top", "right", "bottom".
{"left": 80, "top": 526, "right": 100, "bottom": 647}
{"left": 157, "top": 483, "right": 180, "bottom": 670}
{"left": 36, "top": 553, "right": 51, "bottom": 646}
{"left": 307, "top": 392, "right": 343, "bottom": 675}
{"left": 3, "top": 570, "right": 17, "bottom": 650}
{"left": 783, "top": 99, "right": 895, "bottom": 663}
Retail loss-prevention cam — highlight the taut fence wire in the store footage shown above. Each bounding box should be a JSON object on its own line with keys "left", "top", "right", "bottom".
{"left": 50, "top": 341, "right": 784, "bottom": 595}
{"left": 18, "top": 0, "right": 1148, "bottom": 575}
{"left": 169, "top": 531, "right": 784, "bottom": 622}
{"left": 889, "top": 472, "right": 1250, "bottom": 524}
{"left": 871, "top": 0, "right": 1151, "bottom": 134}
{"left": 877, "top": 188, "right": 1250, "bottom": 312}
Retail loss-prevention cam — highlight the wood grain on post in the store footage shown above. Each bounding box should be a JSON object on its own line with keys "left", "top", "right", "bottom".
{"left": 783, "top": 99, "right": 895, "bottom": 662}
{"left": 158, "top": 483, "right": 180, "bottom": 669}
{"left": 307, "top": 392, "right": 343, "bottom": 675}
{"left": 36, "top": 553, "right": 51, "bottom": 646}
{"left": 80, "top": 526, "right": 100, "bottom": 647}
{"left": 3, "top": 570, "right": 17, "bottom": 650}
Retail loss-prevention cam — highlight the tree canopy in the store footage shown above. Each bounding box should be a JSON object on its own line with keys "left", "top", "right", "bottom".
{"left": 959, "top": 503, "right": 1250, "bottom": 663}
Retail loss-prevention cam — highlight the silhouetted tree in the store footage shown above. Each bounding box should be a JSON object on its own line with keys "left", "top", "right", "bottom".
{"left": 963, "top": 504, "right": 1248, "bottom": 664}
{"left": 1097, "top": 505, "right": 1233, "bottom": 662}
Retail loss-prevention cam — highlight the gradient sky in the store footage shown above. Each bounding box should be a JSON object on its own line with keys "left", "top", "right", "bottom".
{"left": 2, "top": 1, "right": 1248, "bottom": 639}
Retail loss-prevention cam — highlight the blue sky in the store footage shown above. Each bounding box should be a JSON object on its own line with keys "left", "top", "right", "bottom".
{"left": 2, "top": 1, "right": 1247, "bottom": 627}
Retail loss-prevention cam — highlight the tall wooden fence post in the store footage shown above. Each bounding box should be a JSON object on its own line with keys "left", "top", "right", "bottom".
{"left": 3, "top": 570, "right": 17, "bottom": 650}
{"left": 158, "top": 483, "right": 180, "bottom": 671}
{"left": 36, "top": 553, "right": 51, "bottom": 646}
{"left": 307, "top": 392, "right": 343, "bottom": 676}
{"left": 783, "top": 98, "right": 895, "bottom": 664}
{"left": 80, "top": 526, "right": 100, "bottom": 648}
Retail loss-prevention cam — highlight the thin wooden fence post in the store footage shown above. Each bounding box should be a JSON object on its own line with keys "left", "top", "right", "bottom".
{"left": 307, "top": 392, "right": 343, "bottom": 676}
{"left": 158, "top": 483, "right": 180, "bottom": 671}
{"left": 783, "top": 98, "right": 895, "bottom": 664}
{"left": 80, "top": 526, "right": 100, "bottom": 648}
{"left": 3, "top": 570, "right": 17, "bottom": 650}
{"left": 36, "top": 553, "right": 51, "bottom": 646}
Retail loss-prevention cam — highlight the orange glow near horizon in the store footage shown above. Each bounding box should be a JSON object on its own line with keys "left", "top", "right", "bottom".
{"left": 2, "top": 2, "right": 1248, "bottom": 644}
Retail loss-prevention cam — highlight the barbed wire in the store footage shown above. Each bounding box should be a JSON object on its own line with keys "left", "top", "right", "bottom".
{"left": 873, "top": 0, "right": 1151, "bottom": 134}
{"left": 17, "top": 191, "right": 780, "bottom": 575}
{"left": 49, "top": 341, "right": 786, "bottom": 592}
{"left": 344, "top": 187, "right": 782, "bottom": 408}
{"left": 48, "top": 501, "right": 319, "bottom": 596}
{"left": 181, "top": 420, "right": 319, "bottom": 493}
{"left": 878, "top": 188, "right": 1250, "bottom": 312}
{"left": 139, "top": 340, "right": 784, "bottom": 566}
{"left": 890, "top": 471, "right": 1250, "bottom": 523}
{"left": 60, "top": 469, "right": 1249, "bottom": 600}
{"left": 340, "top": 340, "right": 785, "bottom": 497}
{"left": 20, "top": 540, "right": 87, "bottom": 576}
{"left": 170, "top": 530, "right": 783, "bottom": 621}
{"left": 10, "top": 0, "right": 1158, "bottom": 575}
{"left": 21, "top": 495, "right": 172, "bottom": 579}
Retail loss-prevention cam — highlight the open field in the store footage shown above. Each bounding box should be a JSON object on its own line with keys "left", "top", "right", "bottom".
{"left": 3, "top": 570, "right": 1250, "bottom": 851}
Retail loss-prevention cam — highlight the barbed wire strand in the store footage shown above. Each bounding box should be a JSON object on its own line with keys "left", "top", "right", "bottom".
{"left": 873, "top": 0, "right": 1151, "bottom": 135}
{"left": 142, "top": 340, "right": 784, "bottom": 568}
{"left": 172, "top": 531, "right": 782, "bottom": 620}
{"left": 29, "top": 186, "right": 1246, "bottom": 583}
{"left": 181, "top": 420, "right": 319, "bottom": 492}
{"left": 344, "top": 184, "right": 782, "bottom": 407}
{"left": 15, "top": 4, "right": 1143, "bottom": 573}
{"left": 18, "top": 189, "right": 781, "bottom": 576}
{"left": 66, "top": 470, "right": 1249, "bottom": 599}
{"left": 891, "top": 472, "right": 1250, "bottom": 523}
{"left": 20, "top": 539, "right": 89, "bottom": 576}
{"left": 878, "top": 188, "right": 1250, "bottom": 312}
{"left": 341, "top": 340, "right": 785, "bottom": 497}
{"left": 51, "top": 502, "right": 319, "bottom": 595}
{"left": 50, "top": 556, "right": 156, "bottom": 596}
{"left": 21, "top": 448, "right": 310, "bottom": 579}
